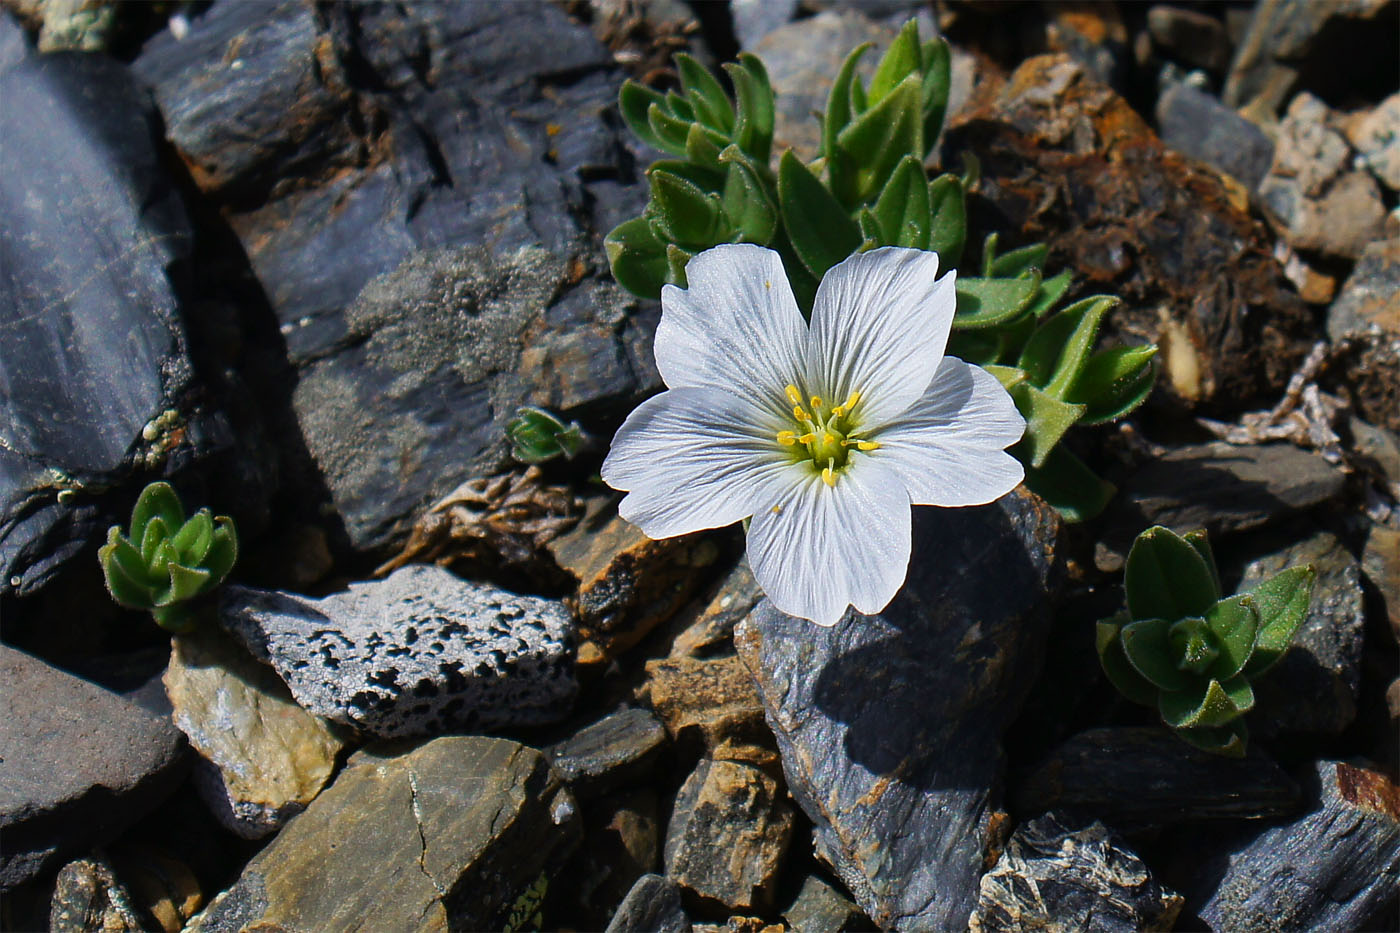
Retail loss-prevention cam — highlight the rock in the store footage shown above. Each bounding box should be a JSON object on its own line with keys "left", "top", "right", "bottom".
{"left": 667, "top": 559, "right": 766, "bottom": 659}
{"left": 1350, "top": 418, "right": 1400, "bottom": 486}
{"left": 1363, "top": 524, "right": 1400, "bottom": 644}
{"left": 548, "top": 504, "right": 719, "bottom": 666}
{"left": 545, "top": 706, "right": 668, "bottom": 799}
{"left": 1099, "top": 442, "right": 1345, "bottom": 566}
{"left": 1013, "top": 728, "right": 1301, "bottom": 832}
{"left": 191, "top": 736, "right": 578, "bottom": 931}
{"left": 942, "top": 55, "right": 1317, "bottom": 412}
{"left": 108, "top": 844, "right": 205, "bottom": 933}
{"left": 606, "top": 873, "right": 693, "bottom": 933}
{"left": 1327, "top": 239, "right": 1400, "bottom": 431}
{"left": 164, "top": 626, "right": 346, "bottom": 838}
{"left": 560, "top": 787, "right": 663, "bottom": 929}
{"left": 219, "top": 564, "right": 577, "bottom": 738}
{"left": 1043, "top": 1, "right": 1129, "bottom": 90}
{"left": 1261, "top": 165, "right": 1387, "bottom": 261}
{"left": 783, "top": 874, "right": 873, "bottom": 933}
{"left": 48, "top": 855, "right": 146, "bottom": 933}
{"left": 731, "top": 0, "right": 797, "bottom": 50}
{"left": 1195, "top": 760, "right": 1399, "bottom": 932}
{"left": 663, "top": 758, "right": 795, "bottom": 912}
{"left": 1156, "top": 81, "right": 1274, "bottom": 190}
{"left": 642, "top": 654, "right": 772, "bottom": 767}
{"left": 970, "top": 812, "right": 1183, "bottom": 932}
{"left": 735, "top": 490, "right": 1061, "bottom": 930}
{"left": 1346, "top": 92, "right": 1400, "bottom": 191}
{"left": 0, "top": 646, "right": 186, "bottom": 890}
{"left": 1147, "top": 5, "right": 1232, "bottom": 74}
{"left": 1238, "top": 532, "right": 1365, "bottom": 736}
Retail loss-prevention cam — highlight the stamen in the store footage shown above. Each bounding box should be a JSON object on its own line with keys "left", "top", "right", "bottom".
{"left": 776, "top": 431, "right": 797, "bottom": 446}
{"left": 823, "top": 432, "right": 836, "bottom": 446}
{"left": 797, "top": 432, "right": 817, "bottom": 445}
{"left": 793, "top": 405, "right": 811, "bottom": 422}
{"left": 844, "top": 390, "right": 861, "bottom": 410}
{"left": 785, "top": 385, "right": 803, "bottom": 405}
{"left": 810, "top": 396, "right": 823, "bottom": 411}
{"left": 770, "top": 504, "right": 782, "bottom": 514}
{"left": 856, "top": 440, "right": 880, "bottom": 451}
{"left": 822, "top": 463, "right": 837, "bottom": 487}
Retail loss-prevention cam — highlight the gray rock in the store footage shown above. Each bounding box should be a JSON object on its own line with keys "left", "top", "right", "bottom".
{"left": 48, "top": 855, "right": 145, "bottom": 933}
{"left": 1350, "top": 417, "right": 1400, "bottom": 485}
{"left": 667, "top": 558, "right": 765, "bottom": 659}
{"left": 1327, "top": 238, "right": 1400, "bottom": 431}
{"left": 1196, "top": 760, "right": 1399, "bottom": 932}
{"left": 1013, "top": 728, "right": 1301, "bottom": 832}
{"left": 1157, "top": 81, "right": 1274, "bottom": 190}
{"left": 1239, "top": 532, "right": 1366, "bottom": 736}
{"left": 1347, "top": 92, "right": 1400, "bottom": 191}
{"left": 606, "top": 873, "right": 692, "bottom": 933}
{"left": 663, "top": 758, "right": 795, "bottom": 912}
{"left": 219, "top": 564, "right": 577, "bottom": 738}
{"left": 735, "top": 490, "right": 1062, "bottom": 930}
{"left": 731, "top": 0, "right": 798, "bottom": 50}
{"left": 0, "top": 646, "right": 187, "bottom": 890}
{"left": 783, "top": 874, "right": 873, "bottom": 933}
{"left": 0, "top": 10, "right": 30, "bottom": 69}
{"left": 970, "top": 813, "right": 1183, "bottom": 933}
{"left": 1147, "top": 5, "right": 1232, "bottom": 73}
{"left": 190, "top": 736, "right": 581, "bottom": 932}
{"left": 545, "top": 707, "right": 668, "bottom": 800}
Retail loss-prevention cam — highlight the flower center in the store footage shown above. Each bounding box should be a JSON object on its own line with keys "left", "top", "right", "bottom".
{"left": 776, "top": 384, "right": 879, "bottom": 487}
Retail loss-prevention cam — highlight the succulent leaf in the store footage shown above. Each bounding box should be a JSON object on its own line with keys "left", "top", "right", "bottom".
{"left": 676, "top": 53, "right": 734, "bottom": 134}
{"left": 1183, "top": 529, "right": 1223, "bottom": 598}
{"left": 646, "top": 167, "right": 724, "bottom": 247}
{"left": 919, "top": 37, "right": 951, "bottom": 156}
{"left": 1175, "top": 720, "right": 1248, "bottom": 758}
{"left": 171, "top": 509, "right": 214, "bottom": 566}
{"left": 953, "top": 276, "right": 1040, "bottom": 329}
{"left": 1205, "top": 594, "right": 1260, "bottom": 680}
{"left": 1243, "top": 565, "right": 1316, "bottom": 676}
{"left": 1021, "top": 446, "right": 1116, "bottom": 522}
{"left": 926, "top": 173, "right": 965, "bottom": 267}
{"left": 724, "top": 55, "right": 774, "bottom": 162}
{"left": 988, "top": 242, "right": 1048, "bottom": 278}
{"left": 99, "top": 528, "right": 158, "bottom": 608}
{"left": 1125, "top": 526, "right": 1219, "bottom": 623}
{"left": 204, "top": 518, "right": 239, "bottom": 586}
{"left": 162, "top": 562, "right": 212, "bottom": 606}
{"left": 835, "top": 73, "right": 923, "bottom": 205}
{"left": 1025, "top": 270, "right": 1073, "bottom": 320}
{"left": 1009, "top": 382, "right": 1085, "bottom": 469}
{"left": 1073, "top": 346, "right": 1158, "bottom": 425}
{"left": 1167, "top": 616, "right": 1220, "bottom": 675}
{"left": 778, "top": 150, "right": 861, "bottom": 280}
{"left": 619, "top": 81, "right": 671, "bottom": 153}
{"left": 823, "top": 42, "right": 873, "bottom": 196}
{"left": 1159, "top": 676, "right": 1254, "bottom": 729}
{"left": 605, "top": 217, "right": 668, "bottom": 299}
{"left": 130, "top": 481, "right": 183, "bottom": 543}
{"left": 1096, "top": 615, "right": 1160, "bottom": 706}
{"left": 666, "top": 244, "right": 693, "bottom": 287}
{"left": 720, "top": 151, "right": 778, "bottom": 244}
{"left": 1023, "top": 295, "right": 1118, "bottom": 396}
{"left": 1121, "top": 618, "right": 1197, "bottom": 692}
{"left": 871, "top": 156, "right": 931, "bottom": 249}
{"left": 867, "top": 19, "right": 921, "bottom": 101}
{"left": 140, "top": 516, "right": 170, "bottom": 566}
{"left": 646, "top": 102, "right": 692, "bottom": 153}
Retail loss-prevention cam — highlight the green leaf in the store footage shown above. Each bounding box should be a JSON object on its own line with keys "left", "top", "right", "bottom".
{"left": 720, "top": 148, "right": 777, "bottom": 244}
{"left": 953, "top": 276, "right": 1040, "bottom": 330}
{"left": 1096, "top": 614, "right": 1160, "bottom": 706}
{"left": 1026, "top": 270, "right": 1073, "bottom": 319}
{"left": 684, "top": 122, "right": 722, "bottom": 165}
{"left": 982, "top": 364, "right": 1027, "bottom": 391}
{"left": 1205, "top": 594, "right": 1260, "bottom": 680}
{"left": 646, "top": 167, "right": 725, "bottom": 247}
{"left": 777, "top": 150, "right": 862, "bottom": 281}
{"left": 676, "top": 53, "right": 734, "bottom": 135}
{"left": 1168, "top": 616, "right": 1220, "bottom": 675}
{"left": 724, "top": 55, "right": 775, "bottom": 163}
{"left": 99, "top": 527, "right": 157, "bottom": 608}
{"left": 1022, "top": 446, "right": 1116, "bottom": 522}
{"left": 1175, "top": 720, "right": 1248, "bottom": 758}
{"left": 835, "top": 73, "right": 924, "bottom": 204}
{"left": 618, "top": 81, "right": 674, "bottom": 154}
{"left": 989, "top": 242, "right": 1049, "bottom": 278}
{"left": 1159, "top": 676, "right": 1253, "bottom": 729}
{"left": 1183, "top": 529, "right": 1223, "bottom": 600}
{"left": 868, "top": 19, "right": 922, "bottom": 101}
{"left": 160, "top": 561, "right": 212, "bottom": 606}
{"left": 960, "top": 151, "right": 981, "bottom": 189}
{"left": 665, "top": 90, "right": 694, "bottom": 121}
{"left": 204, "top": 517, "right": 238, "bottom": 586}
{"left": 920, "top": 36, "right": 951, "bottom": 155}
{"left": 926, "top": 173, "right": 966, "bottom": 267}
{"left": 823, "top": 42, "right": 873, "bottom": 177}
{"left": 1019, "top": 295, "right": 1118, "bottom": 395}
{"left": 140, "top": 516, "right": 170, "bottom": 566}
{"left": 1071, "top": 345, "right": 1158, "bottom": 425}
{"left": 1009, "top": 381, "right": 1085, "bottom": 468}
{"left": 871, "top": 156, "right": 931, "bottom": 249}
{"left": 666, "top": 244, "right": 693, "bottom": 287}
{"left": 605, "top": 217, "right": 669, "bottom": 299}
{"left": 1120, "top": 618, "right": 1196, "bottom": 692}
{"left": 858, "top": 207, "right": 884, "bottom": 246}
{"left": 130, "top": 481, "right": 183, "bottom": 542}
{"left": 946, "top": 330, "right": 1000, "bottom": 366}
{"left": 647, "top": 103, "right": 695, "bottom": 153}
{"left": 1125, "top": 525, "right": 1219, "bottom": 622}
{"left": 171, "top": 509, "right": 214, "bottom": 566}
{"left": 1243, "top": 565, "right": 1316, "bottom": 676}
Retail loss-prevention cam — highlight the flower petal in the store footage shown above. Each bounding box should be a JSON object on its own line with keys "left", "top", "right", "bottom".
{"left": 655, "top": 244, "right": 808, "bottom": 415}
{"left": 871, "top": 357, "right": 1025, "bottom": 506}
{"left": 746, "top": 456, "right": 912, "bottom": 626}
{"left": 806, "top": 246, "right": 956, "bottom": 426}
{"left": 602, "top": 385, "right": 794, "bottom": 538}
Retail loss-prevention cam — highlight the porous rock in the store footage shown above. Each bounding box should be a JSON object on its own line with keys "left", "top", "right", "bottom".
{"left": 735, "top": 490, "right": 1061, "bottom": 930}
{"left": 219, "top": 563, "right": 577, "bottom": 738}
{"left": 606, "top": 873, "right": 692, "bottom": 933}
{"left": 1347, "top": 92, "right": 1400, "bottom": 192}
{"left": 189, "top": 736, "right": 580, "bottom": 932}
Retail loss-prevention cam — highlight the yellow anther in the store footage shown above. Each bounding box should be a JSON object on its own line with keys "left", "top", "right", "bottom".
{"left": 844, "top": 390, "right": 861, "bottom": 410}
{"left": 765, "top": 280, "right": 772, "bottom": 290}
{"left": 856, "top": 440, "right": 881, "bottom": 451}
{"left": 810, "top": 396, "right": 823, "bottom": 411}
{"left": 823, "top": 432, "right": 836, "bottom": 446}
{"left": 776, "top": 431, "right": 798, "bottom": 446}
{"left": 785, "top": 385, "right": 803, "bottom": 405}
{"left": 822, "top": 466, "right": 837, "bottom": 487}
{"left": 793, "top": 405, "right": 811, "bottom": 422}
{"left": 770, "top": 504, "right": 782, "bottom": 514}
{"left": 797, "top": 432, "right": 817, "bottom": 445}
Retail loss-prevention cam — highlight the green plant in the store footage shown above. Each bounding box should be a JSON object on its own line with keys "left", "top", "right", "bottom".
{"left": 506, "top": 407, "right": 586, "bottom": 464}
{"left": 98, "top": 481, "right": 238, "bottom": 632}
{"left": 605, "top": 20, "right": 1156, "bottom": 520}
{"left": 1096, "top": 526, "right": 1315, "bottom": 757}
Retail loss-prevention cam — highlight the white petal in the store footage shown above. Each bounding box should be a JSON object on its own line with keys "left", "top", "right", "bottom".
{"left": 655, "top": 244, "right": 807, "bottom": 415}
{"left": 806, "top": 247, "right": 956, "bottom": 426}
{"left": 746, "top": 457, "right": 912, "bottom": 626}
{"left": 601, "top": 386, "right": 794, "bottom": 539}
{"left": 870, "top": 357, "right": 1026, "bottom": 507}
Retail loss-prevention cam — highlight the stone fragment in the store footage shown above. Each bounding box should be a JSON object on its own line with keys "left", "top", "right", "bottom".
{"left": 560, "top": 788, "right": 663, "bottom": 929}
{"left": 1327, "top": 238, "right": 1400, "bottom": 426}
{"left": 736, "top": 491, "right": 1060, "bottom": 930}
{"left": 545, "top": 706, "right": 668, "bottom": 799}
{"left": 942, "top": 55, "right": 1317, "bottom": 411}
{"left": 1239, "top": 532, "right": 1365, "bottom": 735}
{"left": 642, "top": 654, "right": 772, "bottom": 767}
{"left": 663, "top": 758, "right": 795, "bottom": 912}
{"left": 109, "top": 844, "right": 204, "bottom": 933}
{"left": 1147, "top": 5, "right": 1232, "bottom": 73}
{"left": 1196, "top": 760, "right": 1399, "bottom": 932}
{"left": 548, "top": 504, "right": 718, "bottom": 665}
{"left": 1351, "top": 418, "right": 1400, "bottom": 486}
{"left": 164, "top": 626, "right": 346, "bottom": 838}
{"left": 970, "top": 813, "right": 1183, "bottom": 932}
{"left": 190, "top": 736, "right": 580, "bottom": 932}
{"left": 1043, "top": 1, "right": 1129, "bottom": 89}
{"left": 1363, "top": 524, "right": 1400, "bottom": 644}
{"left": 1267, "top": 170, "right": 1388, "bottom": 260}
{"left": 1346, "top": 92, "right": 1400, "bottom": 191}
{"left": 1156, "top": 81, "right": 1274, "bottom": 190}
{"left": 731, "top": 0, "right": 797, "bottom": 50}
{"left": 0, "top": 646, "right": 186, "bottom": 890}
{"left": 667, "top": 559, "right": 765, "bottom": 659}
{"left": 606, "top": 873, "right": 693, "bottom": 933}
{"left": 1013, "top": 728, "right": 1300, "bottom": 831}
{"left": 783, "top": 874, "right": 873, "bottom": 933}
{"left": 219, "top": 564, "right": 577, "bottom": 738}
{"left": 48, "top": 856, "right": 145, "bottom": 933}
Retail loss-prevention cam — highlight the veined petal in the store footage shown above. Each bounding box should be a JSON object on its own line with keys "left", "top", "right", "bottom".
{"left": 655, "top": 244, "right": 807, "bottom": 415}
{"left": 602, "top": 386, "right": 793, "bottom": 538}
{"left": 872, "top": 357, "right": 1025, "bottom": 506}
{"left": 807, "top": 247, "right": 955, "bottom": 426}
{"left": 746, "top": 456, "right": 912, "bottom": 626}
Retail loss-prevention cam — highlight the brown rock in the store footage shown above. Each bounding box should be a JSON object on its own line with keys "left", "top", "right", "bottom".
{"left": 556, "top": 787, "right": 662, "bottom": 930}
{"left": 1147, "top": 5, "right": 1232, "bottom": 73}
{"left": 663, "top": 759, "right": 795, "bottom": 912}
{"left": 1327, "top": 238, "right": 1400, "bottom": 430}
{"left": 943, "top": 54, "right": 1317, "bottom": 412}
{"left": 666, "top": 559, "right": 765, "bottom": 659}
{"left": 642, "top": 654, "right": 773, "bottom": 768}
{"left": 1363, "top": 525, "right": 1400, "bottom": 645}
{"left": 48, "top": 856, "right": 145, "bottom": 933}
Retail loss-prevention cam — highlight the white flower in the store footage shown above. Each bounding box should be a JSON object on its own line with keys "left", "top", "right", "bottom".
{"left": 601, "top": 244, "right": 1025, "bottom": 626}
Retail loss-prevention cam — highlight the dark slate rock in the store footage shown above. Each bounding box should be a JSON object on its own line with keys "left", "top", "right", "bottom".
{"left": 219, "top": 564, "right": 577, "bottom": 738}
{"left": 970, "top": 812, "right": 1183, "bottom": 932}
{"left": 545, "top": 707, "right": 668, "bottom": 800}
{"left": 558, "top": 787, "right": 662, "bottom": 930}
{"left": 1147, "top": 5, "right": 1232, "bottom": 73}
{"left": 1195, "top": 760, "right": 1399, "bottom": 932}
{"left": 0, "top": 646, "right": 187, "bottom": 890}
{"left": 1239, "top": 532, "right": 1365, "bottom": 736}
{"left": 1156, "top": 81, "right": 1275, "bottom": 191}
{"left": 735, "top": 490, "right": 1062, "bottom": 930}
{"left": 191, "top": 736, "right": 581, "bottom": 932}
{"left": 0, "top": 48, "right": 197, "bottom": 597}
{"left": 783, "top": 874, "right": 874, "bottom": 933}
{"left": 606, "top": 873, "right": 692, "bottom": 933}
{"left": 1013, "top": 727, "right": 1301, "bottom": 832}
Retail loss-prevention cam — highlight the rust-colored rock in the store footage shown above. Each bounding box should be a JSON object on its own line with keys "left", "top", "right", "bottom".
{"left": 943, "top": 54, "right": 1318, "bottom": 413}
{"left": 641, "top": 655, "right": 774, "bottom": 769}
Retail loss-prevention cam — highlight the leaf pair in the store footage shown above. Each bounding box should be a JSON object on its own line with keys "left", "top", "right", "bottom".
{"left": 507, "top": 407, "right": 586, "bottom": 464}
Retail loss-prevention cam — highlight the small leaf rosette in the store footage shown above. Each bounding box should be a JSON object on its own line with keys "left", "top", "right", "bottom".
{"left": 1096, "top": 525, "right": 1314, "bottom": 757}
{"left": 506, "top": 407, "right": 585, "bottom": 464}
{"left": 98, "top": 481, "right": 238, "bottom": 631}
